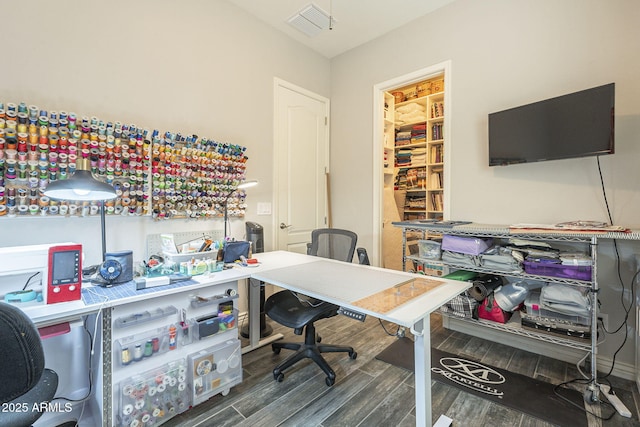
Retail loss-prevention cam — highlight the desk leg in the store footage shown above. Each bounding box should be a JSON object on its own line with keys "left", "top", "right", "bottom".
{"left": 413, "top": 316, "right": 431, "bottom": 426}
{"left": 102, "top": 308, "right": 112, "bottom": 427}
{"left": 241, "top": 278, "right": 282, "bottom": 354}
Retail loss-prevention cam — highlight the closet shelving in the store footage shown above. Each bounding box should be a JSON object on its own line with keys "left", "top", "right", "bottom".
{"left": 427, "top": 92, "right": 444, "bottom": 217}
{"left": 382, "top": 92, "right": 396, "bottom": 186}
{"left": 386, "top": 75, "right": 445, "bottom": 222}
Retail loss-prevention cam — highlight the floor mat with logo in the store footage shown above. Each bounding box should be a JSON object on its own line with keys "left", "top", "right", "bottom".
{"left": 376, "top": 337, "right": 588, "bottom": 427}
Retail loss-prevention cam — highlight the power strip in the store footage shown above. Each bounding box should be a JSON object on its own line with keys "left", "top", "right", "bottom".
{"left": 599, "top": 384, "right": 632, "bottom": 418}
{"left": 338, "top": 307, "right": 366, "bottom": 322}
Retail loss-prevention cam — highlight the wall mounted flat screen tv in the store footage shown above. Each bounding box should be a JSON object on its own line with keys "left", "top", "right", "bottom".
{"left": 488, "top": 83, "right": 615, "bottom": 166}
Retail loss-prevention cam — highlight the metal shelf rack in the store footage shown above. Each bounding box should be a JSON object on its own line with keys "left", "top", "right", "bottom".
{"left": 392, "top": 221, "right": 639, "bottom": 402}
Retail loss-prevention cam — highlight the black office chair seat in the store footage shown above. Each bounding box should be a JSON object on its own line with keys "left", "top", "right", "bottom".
{"left": 3, "top": 369, "right": 59, "bottom": 427}
{"left": 265, "top": 228, "right": 367, "bottom": 387}
{"left": 264, "top": 291, "right": 356, "bottom": 386}
{"left": 264, "top": 291, "right": 337, "bottom": 330}
{"left": 0, "top": 302, "right": 60, "bottom": 427}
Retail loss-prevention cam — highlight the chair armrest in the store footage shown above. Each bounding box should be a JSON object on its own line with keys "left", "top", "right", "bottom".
{"left": 357, "top": 248, "right": 370, "bottom": 265}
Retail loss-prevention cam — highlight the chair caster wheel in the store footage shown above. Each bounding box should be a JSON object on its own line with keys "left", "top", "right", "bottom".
{"left": 272, "top": 346, "right": 281, "bottom": 355}
{"left": 274, "top": 371, "right": 284, "bottom": 382}
{"left": 349, "top": 351, "right": 357, "bottom": 360}
{"left": 325, "top": 376, "right": 335, "bottom": 386}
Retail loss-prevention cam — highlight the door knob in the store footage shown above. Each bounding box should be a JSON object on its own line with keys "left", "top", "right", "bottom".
{"left": 280, "top": 222, "right": 292, "bottom": 230}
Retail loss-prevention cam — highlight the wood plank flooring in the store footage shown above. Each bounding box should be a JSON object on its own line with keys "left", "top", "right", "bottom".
{"left": 162, "top": 313, "right": 640, "bottom": 426}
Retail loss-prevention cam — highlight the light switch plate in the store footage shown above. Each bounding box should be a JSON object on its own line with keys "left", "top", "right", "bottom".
{"left": 257, "top": 202, "right": 272, "bottom": 215}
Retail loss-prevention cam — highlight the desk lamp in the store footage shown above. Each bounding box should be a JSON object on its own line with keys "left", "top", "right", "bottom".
{"left": 224, "top": 180, "right": 258, "bottom": 239}
{"left": 43, "top": 158, "right": 118, "bottom": 261}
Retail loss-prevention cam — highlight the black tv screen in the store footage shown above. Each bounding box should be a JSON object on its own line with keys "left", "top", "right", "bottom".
{"left": 488, "top": 83, "right": 615, "bottom": 166}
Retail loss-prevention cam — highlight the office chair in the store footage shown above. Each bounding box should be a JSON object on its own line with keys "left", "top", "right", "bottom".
{"left": 264, "top": 228, "right": 368, "bottom": 386}
{"left": 0, "top": 302, "right": 59, "bottom": 427}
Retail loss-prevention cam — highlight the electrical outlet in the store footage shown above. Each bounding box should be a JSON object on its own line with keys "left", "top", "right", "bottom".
{"left": 598, "top": 313, "right": 609, "bottom": 330}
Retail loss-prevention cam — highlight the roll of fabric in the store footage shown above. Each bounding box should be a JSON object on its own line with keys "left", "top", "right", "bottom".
{"left": 468, "top": 274, "right": 504, "bottom": 302}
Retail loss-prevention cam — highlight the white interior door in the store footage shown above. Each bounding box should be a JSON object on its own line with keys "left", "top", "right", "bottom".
{"left": 274, "top": 78, "right": 329, "bottom": 254}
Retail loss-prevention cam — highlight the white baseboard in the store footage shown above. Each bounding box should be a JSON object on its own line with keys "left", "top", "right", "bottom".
{"left": 442, "top": 316, "right": 635, "bottom": 382}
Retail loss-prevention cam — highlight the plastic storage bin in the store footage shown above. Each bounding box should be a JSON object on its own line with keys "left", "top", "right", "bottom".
{"left": 523, "top": 260, "right": 592, "bottom": 281}
{"left": 417, "top": 240, "right": 442, "bottom": 259}
{"left": 163, "top": 250, "right": 218, "bottom": 263}
{"left": 116, "top": 358, "right": 190, "bottom": 427}
{"left": 188, "top": 339, "right": 242, "bottom": 405}
{"left": 413, "top": 259, "right": 447, "bottom": 276}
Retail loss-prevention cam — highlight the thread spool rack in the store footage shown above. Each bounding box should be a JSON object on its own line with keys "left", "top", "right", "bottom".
{"left": 0, "top": 101, "right": 249, "bottom": 220}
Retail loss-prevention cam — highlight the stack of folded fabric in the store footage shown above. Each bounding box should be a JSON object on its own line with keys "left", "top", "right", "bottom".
{"left": 521, "top": 284, "right": 591, "bottom": 339}
{"left": 394, "top": 170, "right": 407, "bottom": 190}
{"left": 539, "top": 283, "right": 591, "bottom": 322}
{"left": 396, "top": 102, "right": 426, "bottom": 125}
{"left": 411, "top": 124, "right": 426, "bottom": 144}
{"left": 405, "top": 169, "right": 418, "bottom": 188}
{"left": 395, "top": 131, "right": 412, "bottom": 147}
{"left": 395, "top": 149, "right": 412, "bottom": 167}
{"left": 411, "top": 147, "right": 427, "bottom": 165}
{"left": 559, "top": 253, "right": 591, "bottom": 266}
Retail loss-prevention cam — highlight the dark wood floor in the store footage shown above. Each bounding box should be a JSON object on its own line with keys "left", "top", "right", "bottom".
{"left": 163, "top": 313, "right": 640, "bottom": 427}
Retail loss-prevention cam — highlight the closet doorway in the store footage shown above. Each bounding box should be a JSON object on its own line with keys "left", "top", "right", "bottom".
{"left": 372, "top": 61, "right": 451, "bottom": 270}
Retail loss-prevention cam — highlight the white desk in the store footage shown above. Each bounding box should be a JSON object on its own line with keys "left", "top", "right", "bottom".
{"left": 251, "top": 252, "right": 470, "bottom": 427}
{"left": 16, "top": 250, "right": 468, "bottom": 426}
{"left": 240, "top": 251, "right": 318, "bottom": 353}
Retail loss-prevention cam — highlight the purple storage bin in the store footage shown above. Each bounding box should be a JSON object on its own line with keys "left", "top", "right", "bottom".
{"left": 523, "top": 261, "right": 592, "bottom": 281}
{"left": 441, "top": 235, "right": 493, "bottom": 255}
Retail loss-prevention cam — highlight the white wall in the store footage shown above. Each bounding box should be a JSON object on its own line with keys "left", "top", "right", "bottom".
{"left": 3, "top": 0, "right": 639, "bottom": 375}
{"left": 330, "top": 0, "right": 640, "bottom": 372}
{"left": 0, "top": 0, "right": 331, "bottom": 265}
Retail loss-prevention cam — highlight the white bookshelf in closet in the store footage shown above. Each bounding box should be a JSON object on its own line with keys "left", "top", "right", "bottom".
{"left": 385, "top": 75, "right": 445, "bottom": 222}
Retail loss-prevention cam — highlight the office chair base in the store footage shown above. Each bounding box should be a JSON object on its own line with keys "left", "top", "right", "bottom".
{"left": 271, "top": 324, "right": 357, "bottom": 387}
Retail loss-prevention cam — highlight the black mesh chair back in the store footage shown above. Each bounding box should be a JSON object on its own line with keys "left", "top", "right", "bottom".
{"left": 308, "top": 228, "right": 357, "bottom": 262}
{"left": 0, "top": 302, "right": 59, "bottom": 427}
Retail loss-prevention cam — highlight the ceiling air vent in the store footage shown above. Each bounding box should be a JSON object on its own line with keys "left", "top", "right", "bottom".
{"left": 287, "top": 3, "right": 336, "bottom": 37}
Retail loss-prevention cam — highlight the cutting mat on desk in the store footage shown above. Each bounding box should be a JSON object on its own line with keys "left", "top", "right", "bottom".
{"left": 352, "top": 278, "right": 442, "bottom": 314}
{"left": 81, "top": 279, "right": 199, "bottom": 305}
